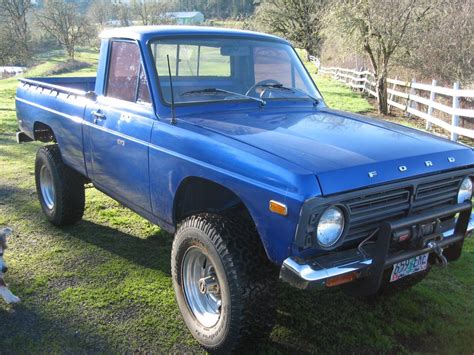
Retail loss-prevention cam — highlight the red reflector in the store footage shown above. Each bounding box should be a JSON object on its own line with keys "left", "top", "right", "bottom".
{"left": 393, "top": 228, "right": 412, "bottom": 243}
{"left": 398, "top": 233, "right": 411, "bottom": 242}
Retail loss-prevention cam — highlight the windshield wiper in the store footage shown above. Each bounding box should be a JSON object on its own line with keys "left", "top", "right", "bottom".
{"left": 181, "top": 88, "right": 265, "bottom": 106}
{"left": 256, "top": 84, "right": 319, "bottom": 106}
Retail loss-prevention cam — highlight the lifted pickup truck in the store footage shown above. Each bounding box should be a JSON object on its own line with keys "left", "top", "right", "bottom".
{"left": 16, "top": 26, "right": 474, "bottom": 351}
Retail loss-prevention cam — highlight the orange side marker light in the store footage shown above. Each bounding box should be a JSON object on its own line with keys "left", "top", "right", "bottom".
{"left": 269, "top": 200, "right": 288, "bottom": 216}
{"left": 325, "top": 272, "right": 358, "bottom": 287}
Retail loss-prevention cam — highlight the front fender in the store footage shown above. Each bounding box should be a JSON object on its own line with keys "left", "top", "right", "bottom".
{"left": 149, "top": 119, "right": 321, "bottom": 263}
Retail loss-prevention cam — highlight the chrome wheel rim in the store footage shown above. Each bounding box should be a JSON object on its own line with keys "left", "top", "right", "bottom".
{"left": 182, "top": 247, "right": 222, "bottom": 328}
{"left": 40, "top": 165, "right": 55, "bottom": 210}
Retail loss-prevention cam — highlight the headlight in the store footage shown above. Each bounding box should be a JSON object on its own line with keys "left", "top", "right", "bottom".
{"left": 316, "top": 206, "right": 345, "bottom": 248}
{"left": 458, "top": 177, "right": 473, "bottom": 203}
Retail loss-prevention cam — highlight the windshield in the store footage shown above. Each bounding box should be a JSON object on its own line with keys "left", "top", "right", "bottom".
{"left": 150, "top": 37, "right": 321, "bottom": 105}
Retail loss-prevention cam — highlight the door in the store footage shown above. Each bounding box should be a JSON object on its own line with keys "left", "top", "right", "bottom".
{"left": 86, "top": 40, "right": 155, "bottom": 212}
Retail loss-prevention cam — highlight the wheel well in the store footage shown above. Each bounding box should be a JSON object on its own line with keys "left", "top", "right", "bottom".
{"left": 174, "top": 177, "right": 251, "bottom": 224}
{"left": 33, "top": 122, "right": 56, "bottom": 143}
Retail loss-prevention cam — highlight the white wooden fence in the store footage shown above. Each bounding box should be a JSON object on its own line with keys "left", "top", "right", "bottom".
{"left": 312, "top": 60, "right": 474, "bottom": 142}
{"left": 0, "top": 66, "right": 25, "bottom": 78}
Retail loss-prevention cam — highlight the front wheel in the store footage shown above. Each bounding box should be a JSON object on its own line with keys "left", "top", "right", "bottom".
{"left": 171, "top": 213, "right": 277, "bottom": 352}
{"left": 35, "top": 145, "right": 85, "bottom": 226}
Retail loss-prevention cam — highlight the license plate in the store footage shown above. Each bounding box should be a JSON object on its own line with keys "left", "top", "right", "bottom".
{"left": 390, "top": 253, "right": 429, "bottom": 282}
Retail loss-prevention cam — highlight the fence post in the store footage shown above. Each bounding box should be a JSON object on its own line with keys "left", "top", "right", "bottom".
{"left": 371, "top": 73, "right": 377, "bottom": 99}
{"left": 451, "top": 82, "right": 460, "bottom": 141}
{"left": 357, "top": 68, "right": 363, "bottom": 92}
{"left": 407, "top": 78, "right": 416, "bottom": 118}
{"left": 388, "top": 76, "right": 398, "bottom": 114}
{"left": 426, "top": 79, "right": 437, "bottom": 130}
{"left": 362, "top": 71, "right": 367, "bottom": 94}
{"left": 355, "top": 69, "right": 359, "bottom": 90}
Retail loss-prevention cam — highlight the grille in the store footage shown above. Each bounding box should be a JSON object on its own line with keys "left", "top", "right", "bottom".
{"left": 413, "top": 177, "right": 463, "bottom": 211}
{"left": 343, "top": 175, "right": 464, "bottom": 243}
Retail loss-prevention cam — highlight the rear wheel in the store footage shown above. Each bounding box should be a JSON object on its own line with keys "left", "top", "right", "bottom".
{"left": 35, "top": 145, "right": 85, "bottom": 226}
{"left": 171, "top": 213, "right": 277, "bottom": 352}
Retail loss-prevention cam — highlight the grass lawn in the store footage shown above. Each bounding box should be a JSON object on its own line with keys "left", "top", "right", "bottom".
{"left": 1, "top": 48, "right": 474, "bottom": 353}
{"left": 314, "top": 75, "right": 373, "bottom": 114}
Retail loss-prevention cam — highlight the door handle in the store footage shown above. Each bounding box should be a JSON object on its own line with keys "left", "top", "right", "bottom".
{"left": 91, "top": 110, "right": 106, "bottom": 123}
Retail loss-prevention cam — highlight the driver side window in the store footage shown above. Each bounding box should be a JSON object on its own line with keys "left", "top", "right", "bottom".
{"left": 106, "top": 41, "right": 151, "bottom": 104}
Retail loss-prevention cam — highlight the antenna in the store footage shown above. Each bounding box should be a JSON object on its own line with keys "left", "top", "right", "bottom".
{"left": 166, "top": 54, "right": 177, "bottom": 125}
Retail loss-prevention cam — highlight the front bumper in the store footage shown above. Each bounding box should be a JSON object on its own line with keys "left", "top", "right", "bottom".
{"left": 280, "top": 202, "right": 473, "bottom": 291}
{"left": 16, "top": 131, "right": 33, "bottom": 143}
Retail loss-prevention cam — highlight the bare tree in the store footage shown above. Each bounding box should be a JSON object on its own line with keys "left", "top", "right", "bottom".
{"left": 131, "top": 0, "right": 175, "bottom": 26}
{"left": 319, "top": 27, "right": 369, "bottom": 69}
{"left": 332, "top": 0, "right": 433, "bottom": 114}
{"left": 35, "top": 0, "right": 92, "bottom": 60}
{"left": 88, "top": 0, "right": 113, "bottom": 30}
{"left": 251, "top": 0, "right": 328, "bottom": 60}
{"left": 404, "top": 0, "right": 473, "bottom": 86}
{"left": 0, "top": 27, "right": 17, "bottom": 66}
{"left": 0, "top": 0, "right": 32, "bottom": 64}
{"left": 113, "top": 1, "right": 132, "bottom": 26}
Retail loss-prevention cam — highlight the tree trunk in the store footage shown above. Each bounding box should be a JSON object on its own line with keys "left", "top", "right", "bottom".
{"left": 304, "top": 46, "right": 312, "bottom": 62}
{"left": 67, "top": 45, "right": 75, "bottom": 60}
{"left": 376, "top": 73, "right": 388, "bottom": 114}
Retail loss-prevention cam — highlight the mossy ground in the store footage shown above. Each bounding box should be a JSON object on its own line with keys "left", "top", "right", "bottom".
{"left": 1, "top": 48, "right": 473, "bottom": 353}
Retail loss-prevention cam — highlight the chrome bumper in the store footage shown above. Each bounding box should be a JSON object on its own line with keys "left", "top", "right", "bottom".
{"left": 16, "top": 131, "right": 33, "bottom": 143}
{"left": 281, "top": 204, "right": 474, "bottom": 290}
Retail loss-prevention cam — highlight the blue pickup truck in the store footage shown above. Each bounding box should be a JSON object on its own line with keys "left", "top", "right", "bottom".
{"left": 15, "top": 26, "right": 474, "bottom": 351}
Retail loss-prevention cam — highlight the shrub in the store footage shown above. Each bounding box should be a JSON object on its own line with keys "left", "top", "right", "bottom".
{"left": 44, "top": 60, "right": 91, "bottom": 76}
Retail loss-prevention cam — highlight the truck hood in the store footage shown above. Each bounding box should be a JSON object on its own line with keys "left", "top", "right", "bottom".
{"left": 182, "top": 107, "right": 473, "bottom": 195}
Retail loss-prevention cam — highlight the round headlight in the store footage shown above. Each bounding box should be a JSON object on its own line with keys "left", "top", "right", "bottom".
{"left": 458, "top": 177, "right": 473, "bottom": 203}
{"left": 316, "top": 206, "right": 345, "bottom": 248}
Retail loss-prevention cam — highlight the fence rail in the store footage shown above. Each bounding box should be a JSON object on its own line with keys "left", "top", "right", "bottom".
{"left": 313, "top": 59, "right": 474, "bottom": 142}
{"left": 0, "top": 66, "right": 25, "bottom": 78}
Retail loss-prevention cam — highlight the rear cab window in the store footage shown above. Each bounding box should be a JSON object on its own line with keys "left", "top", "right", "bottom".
{"left": 152, "top": 43, "right": 231, "bottom": 77}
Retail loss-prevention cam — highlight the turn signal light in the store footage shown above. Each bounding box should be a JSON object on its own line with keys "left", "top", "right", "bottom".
{"left": 325, "top": 272, "right": 358, "bottom": 287}
{"left": 269, "top": 200, "right": 288, "bottom": 216}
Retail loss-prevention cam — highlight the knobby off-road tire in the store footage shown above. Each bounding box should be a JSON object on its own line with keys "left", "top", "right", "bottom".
{"left": 35, "top": 144, "right": 85, "bottom": 226}
{"left": 171, "top": 213, "right": 277, "bottom": 353}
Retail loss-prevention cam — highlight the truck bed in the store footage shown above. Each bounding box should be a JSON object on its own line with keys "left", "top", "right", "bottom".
{"left": 16, "top": 76, "right": 96, "bottom": 177}
{"left": 19, "top": 76, "right": 96, "bottom": 94}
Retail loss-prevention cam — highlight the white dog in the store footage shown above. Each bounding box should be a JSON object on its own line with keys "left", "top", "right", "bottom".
{"left": 0, "top": 227, "right": 20, "bottom": 304}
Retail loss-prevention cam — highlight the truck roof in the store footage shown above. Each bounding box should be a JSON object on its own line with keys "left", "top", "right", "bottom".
{"left": 100, "top": 26, "right": 289, "bottom": 44}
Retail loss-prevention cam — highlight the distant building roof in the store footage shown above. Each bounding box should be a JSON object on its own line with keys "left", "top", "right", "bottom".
{"left": 165, "top": 11, "right": 204, "bottom": 19}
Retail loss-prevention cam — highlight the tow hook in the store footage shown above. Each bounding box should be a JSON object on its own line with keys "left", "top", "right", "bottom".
{"left": 427, "top": 241, "right": 448, "bottom": 267}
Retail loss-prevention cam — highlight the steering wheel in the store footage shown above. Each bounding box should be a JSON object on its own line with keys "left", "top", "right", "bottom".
{"left": 245, "top": 79, "right": 282, "bottom": 98}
